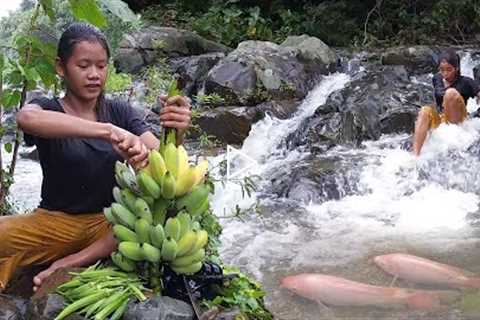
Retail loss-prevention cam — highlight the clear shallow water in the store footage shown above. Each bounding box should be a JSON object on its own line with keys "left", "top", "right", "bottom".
{"left": 6, "top": 53, "right": 480, "bottom": 319}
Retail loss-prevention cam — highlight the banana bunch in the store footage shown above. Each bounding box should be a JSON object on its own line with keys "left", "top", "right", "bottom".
{"left": 105, "top": 152, "right": 211, "bottom": 276}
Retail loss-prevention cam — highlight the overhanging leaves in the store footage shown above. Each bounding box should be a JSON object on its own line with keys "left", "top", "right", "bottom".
{"left": 100, "top": 0, "right": 138, "bottom": 22}
{"left": 68, "top": 0, "right": 107, "bottom": 28}
{"left": 40, "top": 0, "right": 55, "bottom": 21}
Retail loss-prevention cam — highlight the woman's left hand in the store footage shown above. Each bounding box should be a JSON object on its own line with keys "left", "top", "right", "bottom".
{"left": 159, "top": 95, "right": 191, "bottom": 131}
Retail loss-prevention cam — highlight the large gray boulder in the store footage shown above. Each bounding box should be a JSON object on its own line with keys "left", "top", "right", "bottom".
{"left": 287, "top": 66, "right": 431, "bottom": 151}
{"left": 381, "top": 46, "right": 438, "bottom": 75}
{"left": 204, "top": 36, "right": 338, "bottom": 106}
{"left": 115, "top": 27, "right": 230, "bottom": 74}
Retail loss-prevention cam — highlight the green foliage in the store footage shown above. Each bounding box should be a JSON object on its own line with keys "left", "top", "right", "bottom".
{"left": 141, "top": 65, "right": 174, "bottom": 106}
{"left": 105, "top": 64, "right": 133, "bottom": 93}
{"left": 203, "top": 266, "right": 273, "bottom": 320}
{"left": 141, "top": 0, "right": 480, "bottom": 47}
{"left": 68, "top": 0, "right": 107, "bottom": 27}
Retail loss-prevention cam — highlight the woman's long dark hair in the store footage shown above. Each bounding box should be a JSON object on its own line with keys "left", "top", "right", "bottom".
{"left": 57, "top": 22, "right": 111, "bottom": 122}
{"left": 438, "top": 48, "right": 461, "bottom": 78}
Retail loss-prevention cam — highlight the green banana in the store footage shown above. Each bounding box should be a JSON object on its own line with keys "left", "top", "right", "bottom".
{"left": 137, "top": 171, "right": 161, "bottom": 199}
{"left": 189, "top": 197, "right": 210, "bottom": 216}
{"left": 164, "top": 143, "right": 178, "bottom": 178}
{"left": 142, "top": 243, "right": 161, "bottom": 263}
{"left": 118, "top": 242, "right": 144, "bottom": 261}
{"left": 161, "top": 171, "right": 176, "bottom": 199}
{"left": 171, "top": 261, "right": 203, "bottom": 275}
{"left": 149, "top": 150, "right": 167, "bottom": 185}
{"left": 175, "top": 184, "right": 210, "bottom": 213}
{"left": 134, "top": 198, "right": 153, "bottom": 224}
{"left": 113, "top": 225, "right": 139, "bottom": 243}
{"left": 103, "top": 207, "right": 117, "bottom": 224}
{"left": 112, "top": 187, "right": 125, "bottom": 206}
{"left": 191, "top": 221, "right": 201, "bottom": 231}
{"left": 176, "top": 211, "right": 192, "bottom": 238}
{"left": 171, "top": 248, "right": 205, "bottom": 268}
{"left": 164, "top": 217, "right": 181, "bottom": 241}
{"left": 152, "top": 198, "right": 169, "bottom": 226}
{"left": 161, "top": 237, "right": 178, "bottom": 261}
{"left": 190, "top": 229, "right": 209, "bottom": 254}
{"left": 142, "top": 195, "right": 155, "bottom": 207}
{"left": 110, "top": 251, "right": 136, "bottom": 272}
{"left": 175, "top": 230, "right": 197, "bottom": 257}
{"left": 121, "top": 167, "right": 139, "bottom": 192}
{"left": 134, "top": 218, "right": 151, "bottom": 244}
{"left": 121, "top": 189, "right": 137, "bottom": 213}
{"left": 149, "top": 224, "right": 165, "bottom": 249}
{"left": 111, "top": 203, "right": 136, "bottom": 230}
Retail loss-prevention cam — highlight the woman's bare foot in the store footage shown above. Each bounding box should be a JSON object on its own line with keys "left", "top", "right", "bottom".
{"left": 33, "top": 263, "right": 63, "bottom": 292}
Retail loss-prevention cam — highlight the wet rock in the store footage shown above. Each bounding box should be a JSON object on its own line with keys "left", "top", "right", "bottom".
{"left": 254, "top": 100, "right": 302, "bottom": 120}
{"left": 287, "top": 66, "right": 430, "bottom": 150}
{"left": 123, "top": 295, "right": 193, "bottom": 320}
{"left": 214, "top": 307, "right": 245, "bottom": 320}
{"left": 170, "top": 53, "right": 225, "bottom": 96}
{"left": 115, "top": 27, "right": 230, "bottom": 74}
{"left": 473, "top": 63, "right": 480, "bottom": 82}
{"left": 270, "top": 156, "right": 360, "bottom": 203}
{"left": 0, "top": 295, "right": 23, "bottom": 320}
{"left": 194, "top": 107, "right": 264, "bottom": 144}
{"left": 204, "top": 38, "right": 337, "bottom": 106}
{"left": 25, "top": 293, "right": 77, "bottom": 320}
{"left": 381, "top": 45, "right": 438, "bottom": 75}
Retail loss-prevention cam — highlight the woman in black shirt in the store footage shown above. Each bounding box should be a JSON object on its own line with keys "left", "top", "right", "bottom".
{"left": 0, "top": 23, "right": 191, "bottom": 292}
{"left": 412, "top": 49, "right": 480, "bottom": 156}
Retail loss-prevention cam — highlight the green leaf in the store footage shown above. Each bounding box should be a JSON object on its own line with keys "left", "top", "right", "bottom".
{"left": 68, "top": 0, "right": 107, "bottom": 28}
{"left": 2, "top": 90, "right": 21, "bottom": 108}
{"left": 4, "top": 143, "right": 12, "bottom": 153}
{"left": 100, "top": 0, "right": 137, "bottom": 22}
{"left": 40, "top": 0, "right": 55, "bottom": 21}
{"left": 34, "top": 57, "right": 57, "bottom": 88}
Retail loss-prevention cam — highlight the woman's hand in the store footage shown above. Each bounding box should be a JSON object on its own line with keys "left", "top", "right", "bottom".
{"left": 159, "top": 95, "right": 191, "bottom": 144}
{"left": 109, "top": 125, "right": 148, "bottom": 170}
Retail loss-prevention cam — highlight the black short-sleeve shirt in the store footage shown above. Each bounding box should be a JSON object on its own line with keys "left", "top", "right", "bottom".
{"left": 432, "top": 73, "right": 480, "bottom": 111}
{"left": 24, "top": 97, "right": 150, "bottom": 214}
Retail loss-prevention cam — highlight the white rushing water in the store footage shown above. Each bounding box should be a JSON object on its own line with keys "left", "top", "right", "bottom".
{"left": 211, "top": 53, "right": 480, "bottom": 319}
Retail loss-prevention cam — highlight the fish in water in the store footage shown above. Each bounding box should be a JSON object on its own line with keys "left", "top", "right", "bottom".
{"left": 281, "top": 273, "right": 459, "bottom": 310}
{"left": 374, "top": 253, "right": 480, "bottom": 290}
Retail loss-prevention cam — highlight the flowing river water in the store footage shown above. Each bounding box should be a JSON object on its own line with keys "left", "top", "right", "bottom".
{"left": 7, "top": 54, "right": 480, "bottom": 319}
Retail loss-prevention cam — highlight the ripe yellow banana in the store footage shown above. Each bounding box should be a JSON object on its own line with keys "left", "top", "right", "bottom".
{"left": 161, "top": 171, "right": 176, "bottom": 199}
{"left": 118, "top": 241, "right": 145, "bottom": 261}
{"left": 176, "top": 145, "right": 189, "bottom": 178}
{"left": 135, "top": 218, "right": 151, "bottom": 244}
{"left": 111, "top": 203, "right": 136, "bottom": 230}
{"left": 150, "top": 224, "right": 165, "bottom": 249}
{"left": 190, "top": 229, "right": 209, "bottom": 254}
{"left": 175, "top": 167, "right": 197, "bottom": 197}
{"left": 137, "top": 171, "right": 161, "bottom": 199}
{"left": 142, "top": 243, "right": 161, "bottom": 263}
{"left": 161, "top": 237, "right": 178, "bottom": 261}
{"left": 192, "top": 160, "right": 209, "bottom": 186}
{"left": 175, "top": 230, "right": 198, "bottom": 257}
{"left": 111, "top": 251, "right": 136, "bottom": 272}
{"left": 164, "top": 143, "right": 178, "bottom": 178}
{"left": 113, "top": 224, "right": 139, "bottom": 243}
{"left": 149, "top": 150, "right": 167, "bottom": 185}
{"left": 134, "top": 198, "right": 153, "bottom": 224}
{"left": 171, "top": 248, "right": 205, "bottom": 268}
{"left": 171, "top": 261, "right": 203, "bottom": 275}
